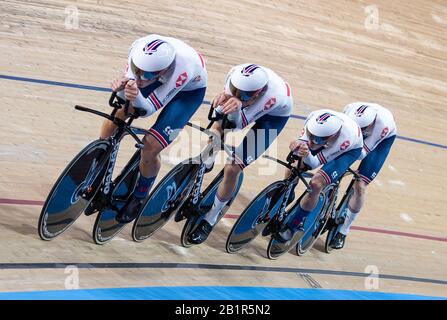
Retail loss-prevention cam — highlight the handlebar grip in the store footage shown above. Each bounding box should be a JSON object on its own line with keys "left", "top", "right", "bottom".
{"left": 221, "top": 114, "right": 229, "bottom": 130}
{"left": 75, "top": 105, "right": 89, "bottom": 112}
{"left": 286, "top": 151, "right": 300, "bottom": 163}
{"left": 208, "top": 106, "right": 215, "bottom": 121}
{"left": 109, "top": 92, "right": 117, "bottom": 107}
{"left": 124, "top": 100, "right": 130, "bottom": 116}
{"left": 297, "top": 157, "right": 303, "bottom": 172}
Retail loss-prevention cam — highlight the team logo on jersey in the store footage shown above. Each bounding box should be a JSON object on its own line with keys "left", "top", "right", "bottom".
{"left": 332, "top": 171, "right": 338, "bottom": 179}
{"left": 316, "top": 113, "right": 333, "bottom": 124}
{"left": 355, "top": 105, "right": 369, "bottom": 117}
{"left": 340, "top": 140, "right": 350, "bottom": 151}
{"left": 241, "top": 64, "right": 260, "bottom": 77}
{"left": 264, "top": 98, "right": 276, "bottom": 110}
{"left": 143, "top": 39, "right": 166, "bottom": 55}
{"left": 164, "top": 126, "right": 173, "bottom": 137}
{"left": 176, "top": 72, "right": 188, "bottom": 87}
{"left": 381, "top": 127, "right": 389, "bottom": 138}
{"left": 192, "top": 75, "right": 202, "bottom": 82}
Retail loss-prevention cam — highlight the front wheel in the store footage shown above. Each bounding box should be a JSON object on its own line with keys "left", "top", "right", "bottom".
{"left": 226, "top": 181, "right": 286, "bottom": 254}
{"left": 38, "top": 139, "right": 110, "bottom": 240}
{"left": 131, "top": 161, "right": 199, "bottom": 242}
{"left": 296, "top": 185, "right": 337, "bottom": 256}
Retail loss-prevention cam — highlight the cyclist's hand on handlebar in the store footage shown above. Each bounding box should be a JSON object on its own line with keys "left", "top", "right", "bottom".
{"left": 111, "top": 76, "right": 129, "bottom": 92}
{"left": 211, "top": 91, "right": 232, "bottom": 109}
{"left": 220, "top": 96, "right": 242, "bottom": 114}
{"left": 289, "top": 140, "right": 309, "bottom": 158}
{"left": 124, "top": 80, "right": 139, "bottom": 102}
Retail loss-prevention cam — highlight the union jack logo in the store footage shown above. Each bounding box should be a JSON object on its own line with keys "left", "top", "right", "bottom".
{"left": 316, "top": 113, "right": 333, "bottom": 124}
{"left": 241, "top": 64, "right": 260, "bottom": 77}
{"left": 143, "top": 39, "right": 166, "bottom": 55}
{"left": 355, "top": 105, "right": 369, "bottom": 117}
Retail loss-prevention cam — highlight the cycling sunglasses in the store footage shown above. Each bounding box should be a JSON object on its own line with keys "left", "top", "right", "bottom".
{"left": 130, "top": 60, "right": 163, "bottom": 81}
{"left": 306, "top": 128, "right": 332, "bottom": 145}
{"left": 229, "top": 81, "right": 263, "bottom": 102}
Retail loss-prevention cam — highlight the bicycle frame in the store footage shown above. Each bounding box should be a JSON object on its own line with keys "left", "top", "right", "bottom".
{"left": 176, "top": 108, "right": 235, "bottom": 216}
{"left": 329, "top": 169, "right": 360, "bottom": 224}
{"left": 262, "top": 153, "right": 313, "bottom": 223}
{"left": 74, "top": 93, "right": 148, "bottom": 202}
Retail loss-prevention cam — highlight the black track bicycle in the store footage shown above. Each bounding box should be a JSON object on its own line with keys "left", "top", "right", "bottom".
{"left": 320, "top": 169, "right": 360, "bottom": 254}
{"left": 225, "top": 152, "right": 312, "bottom": 255}
{"left": 131, "top": 109, "right": 244, "bottom": 247}
{"left": 225, "top": 151, "right": 361, "bottom": 259}
{"left": 267, "top": 165, "right": 360, "bottom": 259}
{"left": 38, "top": 92, "right": 146, "bottom": 243}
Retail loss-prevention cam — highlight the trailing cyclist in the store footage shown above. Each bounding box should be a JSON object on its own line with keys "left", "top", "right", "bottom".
{"left": 329, "top": 102, "right": 397, "bottom": 249}
{"left": 277, "top": 109, "right": 363, "bottom": 243}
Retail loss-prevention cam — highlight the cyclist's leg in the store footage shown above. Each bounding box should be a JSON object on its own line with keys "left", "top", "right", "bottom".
{"left": 280, "top": 148, "right": 362, "bottom": 241}
{"left": 100, "top": 106, "right": 131, "bottom": 139}
{"left": 117, "top": 87, "right": 206, "bottom": 222}
{"left": 138, "top": 87, "right": 206, "bottom": 194}
{"left": 340, "top": 135, "right": 396, "bottom": 236}
{"left": 204, "top": 114, "right": 289, "bottom": 226}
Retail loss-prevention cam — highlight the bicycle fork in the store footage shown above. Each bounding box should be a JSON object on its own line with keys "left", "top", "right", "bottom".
{"left": 264, "top": 181, "right": 298, "bottom": 233}
{"left": 80, "top": 141, "right": 120, "bottom": 207}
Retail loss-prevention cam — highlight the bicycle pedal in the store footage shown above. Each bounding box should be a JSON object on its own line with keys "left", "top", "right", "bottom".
{"left": 84, "top": 205, "right": 98, "bottom": 217}
{"left": 174, "top": 212, "right": 187, "bottom": 222}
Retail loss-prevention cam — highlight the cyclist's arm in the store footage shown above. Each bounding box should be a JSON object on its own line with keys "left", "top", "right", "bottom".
{"left": 295, "top": 125, "right": 321, "bottom": 169}
{"left": 132, "top": 65, "right": 194, "bottom": 117}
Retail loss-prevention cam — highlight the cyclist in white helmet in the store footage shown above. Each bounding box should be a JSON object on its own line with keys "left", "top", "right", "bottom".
{"left": 277, "top": 109, "right": 363, "bottom": 243}
{"left": 98, "top": 34, "right": 207, "bottom": 224}
{"left": 329, "top": 102, "right": 397, "bottom": 249}
{"left": 189, "top": 63, "right": 293, "bottom": 244}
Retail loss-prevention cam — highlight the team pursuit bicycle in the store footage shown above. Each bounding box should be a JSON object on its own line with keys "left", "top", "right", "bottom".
{"left": 225, "top": 151, "right": 360, "bottom": 259}
{"left": 131, "top": 108, "right": 244, "bottom": 247}
{"left": 38, "top": 92, "right": 148, "bottom": 243}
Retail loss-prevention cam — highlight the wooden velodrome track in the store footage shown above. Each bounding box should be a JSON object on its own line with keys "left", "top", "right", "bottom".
{"left": 0, "top": 0, "right": 446, "bottom": 298}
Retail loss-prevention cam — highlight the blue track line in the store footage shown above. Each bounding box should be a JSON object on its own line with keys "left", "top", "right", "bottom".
{"left": 1, "top": 74, "right": 445, "bottom": 150}
{"left": 0, "top": 286, "right": 444, "bottom": 300}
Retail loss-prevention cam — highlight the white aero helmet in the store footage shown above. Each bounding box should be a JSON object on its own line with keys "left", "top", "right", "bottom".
{"left": 229, "top": 64, "right": 269, "bottom": 101}
{"left": 130, "top": 38, "right": 176, "bottom": 80}
{"left": 306, "top": 110, "right": 343, "bottom": 145}
{"left": 351, "top": 104, "right": 378, "bottom": 129}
